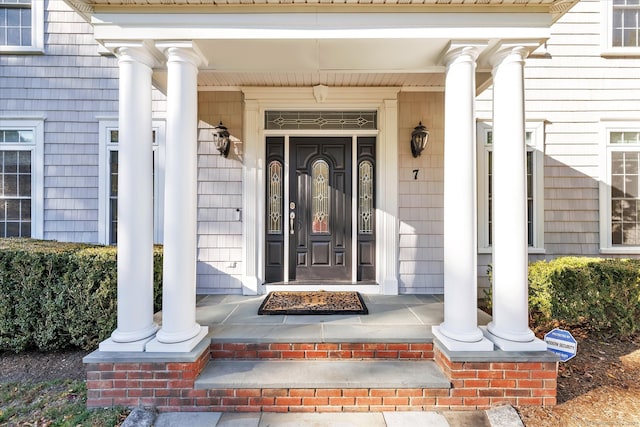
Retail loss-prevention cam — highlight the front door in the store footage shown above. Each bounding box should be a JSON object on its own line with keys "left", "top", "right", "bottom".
{"left": 289, "top": 137, "right": 352, "bottom": 281}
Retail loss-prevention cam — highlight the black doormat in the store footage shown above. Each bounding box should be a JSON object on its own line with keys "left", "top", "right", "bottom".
{"left": 258, "top": 291, "right": 368, "bottom": 315}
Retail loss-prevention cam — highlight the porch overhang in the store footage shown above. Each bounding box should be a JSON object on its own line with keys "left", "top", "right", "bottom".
{"left": 64, "top": 1, "right": 578, "bottom": 90}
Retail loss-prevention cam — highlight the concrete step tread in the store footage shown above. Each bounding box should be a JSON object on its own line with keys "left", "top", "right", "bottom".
{"left": 195, "top": 359, "right": 451, "bottom": 390}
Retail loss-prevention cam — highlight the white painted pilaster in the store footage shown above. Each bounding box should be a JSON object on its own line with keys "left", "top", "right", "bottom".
{"left": 380, "top": 98, "right": 399, "bottom": 295}
{"left": 146, "top": 43, "right": 208, "bottom": 352}
{"left": 100, "top": 44, "right": 158, "bottom": 352}
{"left": 242, "top": 99, "right": 261, "bottom": 295}
{"left": 484, "top": 44, "right": 546, "bottom": 351}
{"left": 433, "top": 43, "right": 493, "bottom": 352}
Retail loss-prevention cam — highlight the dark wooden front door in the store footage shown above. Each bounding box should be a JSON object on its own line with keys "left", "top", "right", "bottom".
{"left": 289, "top": 137, "right": 352, "bottom": 281}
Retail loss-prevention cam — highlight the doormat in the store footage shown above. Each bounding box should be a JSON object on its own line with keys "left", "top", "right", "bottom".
{"left": 258, "top": 291, "right": 368, "bottom": 315}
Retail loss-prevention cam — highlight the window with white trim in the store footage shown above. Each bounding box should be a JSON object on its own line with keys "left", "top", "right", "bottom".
{"left": 600, "top": 123, "right": 640, "bottom": 252}
{"left": 477, "top": 121, "right": 545, "bottom": 253}
{"left": 0, "top": 119, "right": 43, "bottom": 238}
{"left": 98, "top": 120, "right": 165, "bottom": 245}
{"left": 0, "top": 0, "right": 43, "bottom": 53}
{"left": 602, "top": 0, "right": 640, "bottom": 55}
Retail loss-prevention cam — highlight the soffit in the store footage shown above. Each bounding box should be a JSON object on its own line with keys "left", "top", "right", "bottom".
{"left": 70, "top": 0, "right": 565, "bottom": 6}
{"left": 65, "top": 0, "right": 577, "bottom": 89}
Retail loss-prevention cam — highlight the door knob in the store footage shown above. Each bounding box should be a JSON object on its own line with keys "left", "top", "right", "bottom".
{"left": 289, "top": 211, "right": 296, "bottom": 234}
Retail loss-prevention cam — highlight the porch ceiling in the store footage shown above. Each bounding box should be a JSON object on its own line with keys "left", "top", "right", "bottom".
{"left": 65, "top": 0, "right": 577, "bottom": 90}
{"left": 190, "top": 37, "right": 451, "bottom": 89}
{"left": 69, "top": 0, "right": 571, "bottom": 7}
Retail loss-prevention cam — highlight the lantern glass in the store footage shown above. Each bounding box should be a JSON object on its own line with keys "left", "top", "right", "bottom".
{"left": 411, "top": 122, "right": 429, "bottom": 157}
{"left": 212, "top": 122, "right": 230, "bottom": 157}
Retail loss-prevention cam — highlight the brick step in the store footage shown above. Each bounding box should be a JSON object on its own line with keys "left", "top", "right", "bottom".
{"left": 210, "top": 342, "right": 435, "bottom": 360}
{"left": 193, "top": 359, "right": 451, "bottom": 412}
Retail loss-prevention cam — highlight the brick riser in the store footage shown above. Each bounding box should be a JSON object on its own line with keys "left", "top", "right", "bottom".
{"left": 85, "top": 341, "right": 558, "bottom": 411}
{"left": 434, "top": 346, "right": 558, "bottom": 407}
{"left": 210, "top": 342, "right": 435, "bottom": 360}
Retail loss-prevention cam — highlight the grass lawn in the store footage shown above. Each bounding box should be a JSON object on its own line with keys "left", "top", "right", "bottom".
{"left": 0, "top": 380, "right": 129, "bottom": 426}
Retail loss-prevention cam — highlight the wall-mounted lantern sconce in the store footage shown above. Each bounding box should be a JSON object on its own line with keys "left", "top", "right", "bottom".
{"left": 410, "top": 122, "right": 429, "bottom": 158}
{"left": 212, "top": 121, "right": 231, "bottom": 158}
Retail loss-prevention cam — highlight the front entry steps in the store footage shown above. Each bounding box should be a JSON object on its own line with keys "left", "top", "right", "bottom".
{"left": 193, "top": 359, "right": 451, "bottom": 412}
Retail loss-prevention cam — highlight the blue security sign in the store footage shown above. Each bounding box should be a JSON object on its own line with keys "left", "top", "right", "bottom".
{"left": 544, "top": 328, "right": 577, "bottom": 362}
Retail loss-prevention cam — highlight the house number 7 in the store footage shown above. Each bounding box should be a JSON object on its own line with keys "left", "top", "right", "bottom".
{"left": 413, "top": 169, "right": 419, "bottom": 180}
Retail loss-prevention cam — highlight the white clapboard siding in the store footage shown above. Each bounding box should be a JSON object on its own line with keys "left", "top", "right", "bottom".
{"left": 476, "top": 0, "right": 640, "bottom": 270}
{"left": 0, "top": 0, "right": 119, "bottom": 243}
{"left": 196, "top": 92, "right": 244, "bottom": 294}
{"left": 397, "top": 92, "right": 445, "bottom": 294}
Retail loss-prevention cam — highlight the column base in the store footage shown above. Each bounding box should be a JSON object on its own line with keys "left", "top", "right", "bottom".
{"left": 242, "top": 276, "right": 260, "bottom": 295}
{"left": 381, "top": 277, "right": 399, "bottom": 295}
{"left": 145, "top": 326, "right": 209, "bottom": 353}
{"left": 432, "top": 326, "right": 494, "bottom": 352}
{"left": 481, "top": 326, "right": 548, "bottom": 352}
{"left": 98, "top": 336, "right": 155, "bottom": 352}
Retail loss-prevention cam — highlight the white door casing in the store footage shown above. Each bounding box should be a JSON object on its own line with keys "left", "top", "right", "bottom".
{"left": 241, "top": 87, "right": 400, "bottom": 295}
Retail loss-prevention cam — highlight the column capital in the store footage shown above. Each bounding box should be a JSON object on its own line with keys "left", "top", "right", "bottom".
{"left": 156, "top": 41, "right": 208, "bottom": 68}
{"left": 104, "top": 41, "right": 161, "bottom": 69}
{"left": 490, "top": 42, "right": 540, "bottom": 68}
{"left": 440, "top": 41, "right": 488, "bottom": 67}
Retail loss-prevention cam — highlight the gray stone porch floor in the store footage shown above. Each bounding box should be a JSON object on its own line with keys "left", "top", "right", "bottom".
{"left": 191, "top": 293, "right": 492, "bottom": 343}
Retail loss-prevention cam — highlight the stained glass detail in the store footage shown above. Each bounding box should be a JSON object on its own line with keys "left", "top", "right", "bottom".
{"left": 267, "top": 160, "right": 283, "bottom": 234}
{"left": 312, "top": 160, "right": 329, "bottom": 233}
{"left": 358, "top": 160, "right": 374, "bottom": 234}
{"left": 265, "top": 111, "right": 377, "bottom": 130}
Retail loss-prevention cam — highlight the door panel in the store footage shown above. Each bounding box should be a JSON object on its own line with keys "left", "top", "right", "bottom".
{"left": 289, "top": 137, "right": 352, "bottom": 281}
{"left": 357, "top": 137, "right": 376, "bottom": 281}
{"left": 265, "top": 137, "right": 285, "bottom": 283}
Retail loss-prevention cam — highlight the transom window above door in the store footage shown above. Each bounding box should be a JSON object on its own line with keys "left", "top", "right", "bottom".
{"left": 265, "top": 111, "right": 377, "bottom": 130}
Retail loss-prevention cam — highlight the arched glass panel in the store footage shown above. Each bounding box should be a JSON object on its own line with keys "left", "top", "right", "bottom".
{"left": 267, "top": 160, "right": 282, "bottom": 234}
{"left": 312, "top": 159, "right": 329, "bottom": 233}
{"left": 358, "top": 160, "right": 374, "bottom": 234}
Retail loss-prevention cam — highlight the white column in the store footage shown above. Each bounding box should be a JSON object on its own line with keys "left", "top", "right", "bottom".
{"left": 146, "top": 43, "right": 208, "bottom": 352}
{"left": 484, "top": 44, "right": 546, "bottom": 351}
{"left": 432, "top": 43, "right": 493, "bottom": 351}
{"left": 100, "top": 44, "right": 158, "bottom": 352}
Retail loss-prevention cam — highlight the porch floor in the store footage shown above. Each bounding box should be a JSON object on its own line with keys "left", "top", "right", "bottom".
{"left": 190, "top": 294, "right": 492, "bottom": 343}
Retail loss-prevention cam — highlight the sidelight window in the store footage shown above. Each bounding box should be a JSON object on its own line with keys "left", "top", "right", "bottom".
{"left": 267, "top": 160, "right": 283, "bottom": 234}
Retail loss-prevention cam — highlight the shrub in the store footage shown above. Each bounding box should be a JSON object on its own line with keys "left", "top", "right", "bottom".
{"left": 0, "top": 239, "right": 163, "bottom": 352}
{"left": 528, "top": 257, "right": 640, "bottom": 337}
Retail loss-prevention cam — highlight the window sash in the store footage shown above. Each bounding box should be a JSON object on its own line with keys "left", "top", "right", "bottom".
{"left": 102, "top": 124, "right": 163, "bottom": 245}
{"left": 612, "top": 3, "right": 640, "bottom": 47}
{"left": 0, "top": 0, "right": 35, "bottom": 49}
{"left": 0, "top": 149, "right": 32, "bottom": 237}
{"left": 608, "top": 127, "right": 640, "bottom": 246}
{"left": 477, "top": 124, "right": 543, "bottom": 252}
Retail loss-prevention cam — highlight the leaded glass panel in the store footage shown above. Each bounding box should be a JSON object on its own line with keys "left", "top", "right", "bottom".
{"left": 265, "top": 111, "right": 377, "bottom": 130}
{"left": 312, "top": 160, "right": 329, "bottom": 234}
{"left": 358, "top": 160, "right": 374, "bottom": 234}
{"left": 267, "top": 160, "right": 283, "bottom": 234}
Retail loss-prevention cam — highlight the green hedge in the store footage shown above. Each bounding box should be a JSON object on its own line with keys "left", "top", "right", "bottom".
{"left": 528, "top": 257, "right": 640, "bottom": 337}
{"left": 0, "top": 239, "right": 162, "bottom": 352}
